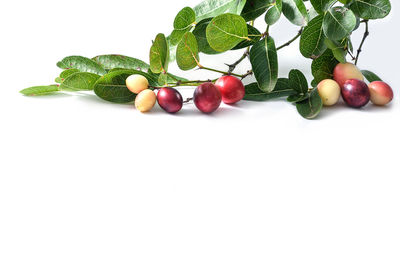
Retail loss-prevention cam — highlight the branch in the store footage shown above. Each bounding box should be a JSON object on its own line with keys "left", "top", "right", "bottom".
{"left": 355, "top": 20, "right": 369, "bottom": 65}
{"left": 226, "top": 50, "right": 250, "bottom": 73}
{"left": 276, "top": 28, "right": 303, "bottom": 51}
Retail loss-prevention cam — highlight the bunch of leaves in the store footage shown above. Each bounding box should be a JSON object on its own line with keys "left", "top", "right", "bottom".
{"left": 21, "top": 0, "right": 392, "bottom": 119}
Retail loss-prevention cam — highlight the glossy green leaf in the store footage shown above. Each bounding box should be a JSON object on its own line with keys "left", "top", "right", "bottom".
{"left": 57, "top": 56, "right": 106, "bottom": 75}
{"left": 310, "top": 0, "right": 335, "bottom": 14}
{"left": 206, "top": 13, "right": 249, "bottom": 52}
{"left": 241, "top": 0, "right": 274, "bottom": 21}
{"left": 149, "top": 33, "right": 169, "bottom": 74}
{"left": 92, "top": 55, "right": 149, "bottom": 72}
{"left": 55, "top": 69, "right": 80, "bottom": 83}
{"left": 192, "top": 18, "right": 220, "bottom": 54}
{"left": 94, "top": 70, "right": 157, "bottom": 103}
{"left": 265, "top": 0, "right": 283, "bottom": 25}
{"left": 250, "top": 37, "right": 278, "bottom": 93}
{"left": 311, "top": 49, "right": 339, "bottom": 85}
{"left": 350, "top": 0, "right": 391, "bottom": 20}
{"left": 282, "top": 0, "right": 309, "bottom": 26}
{"left": 194, "top": 0, "right": 247, "bottom": 22}
{"left": 59, "top": 72, "right": 101, "bottom": 91}
{"left": 288, "top": 69, "right": 309, "bottom": 94}
{"left": 323, "top": 7, "right": 357, "bottom": 40}
{"left": 170, "top": 7, "right": 196, "bottom": 45}
{"left": 20, "top": 85, "right": 60, "bottom": 96}
{"left": 300, "top": 15, "right": 327, "bottom": 59}
{"left": 324, "top": 39, "right": 347, "bottom": 63}
{"left": 362, "top": 70, "right": 382, "bottom": 83}
{"left": 176, "top": 32, "right": 200, "bottom": 71}
{"left": 244, "top": 78, "right": 297, "bottom": 101}
{"left": 232, "top": 24, "right": 261, "bottom": 50}
{"left": 296, "top": 88, "right": 323, "bottom": 119}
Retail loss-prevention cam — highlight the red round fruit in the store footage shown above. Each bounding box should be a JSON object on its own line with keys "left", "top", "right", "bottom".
{"left": 157, "top": 87, "right": 183, "bottom": 114}
{"left": 368, "top": 81, "right": 394, "bottom": 106}
{"left": 193, "top": 82, "right": 222, "bottom": 114}
{"left": 341, "top": 79, "right": 370, "bottom": 108}
{"left": 215, "top": 76, "right": 245, "bottom": 104}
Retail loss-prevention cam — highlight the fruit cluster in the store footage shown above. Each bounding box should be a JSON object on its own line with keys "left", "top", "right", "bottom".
{"left": 127, "top": 74, "right": 245, "bottom": 114}
{"left": 318, "top": 63, "right": 393, "bottom": 108}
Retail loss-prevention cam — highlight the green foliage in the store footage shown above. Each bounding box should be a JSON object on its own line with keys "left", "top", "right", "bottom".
{"left": 250, "top": 37, "right": 278, "bottom": 93}
{"left": 57, "top": 56, "right": 106, "bottom": 75}
{"left": 20, "top": 85, "right": 60, "bottom": 96}
{"left": 149, "top": 34, "right": 169, "bottom": 74}
{"left": 300, "top": 15, "right": 327, "bottom": 59}
{"left": 265, "top": 0, "right": 283, "bottom": 25}
{"left": 59, "top": 72, "right": 101, "bottom": 91}
{"left": 92, "top": 55, "right": 150, "bottom": 72}
{"left": 244, "top": 78, "right": 297, "bottom": 101}
{"left": 323, "top": 7, "right": 357, "bottom": 41}
{"left": 362, "top": 70, "right": 382, "bottom": 82}
{"left": 206, "top": 13, "right": 249, "bottom": 52}
{"left": 350, "top": 0, "right": 391, "bottom": 20}
{"left": 296, "top": 88, "right": 323, "bottom": 119}
{"left": 22, "top": 0, "right": 392, "bottom": 120}
{"left": 282, "top": 0, "right": 309, "bottom": 26}
{"left": 176, "top": 32, "right": 200, "bottom": 70}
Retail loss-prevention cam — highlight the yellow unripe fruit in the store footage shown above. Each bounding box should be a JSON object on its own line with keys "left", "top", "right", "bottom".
{"left": 126, "top": 74, "right": 149, "bottom": 94}
{"left": 135, "top": 89, "right": 156, "bottom": 113}
{"left": 317, "top": 79, "right": 341, "bottom": 106}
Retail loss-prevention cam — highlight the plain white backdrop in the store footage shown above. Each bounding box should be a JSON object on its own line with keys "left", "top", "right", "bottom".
{"left": 1, "top": 1, "right": 399, "bottom": 266}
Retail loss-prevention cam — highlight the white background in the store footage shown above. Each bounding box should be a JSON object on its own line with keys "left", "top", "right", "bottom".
{"left": 1, "top": 1, "right": 399, "bottom": 266}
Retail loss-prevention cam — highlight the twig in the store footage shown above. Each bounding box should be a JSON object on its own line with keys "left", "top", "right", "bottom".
{"left": 277, "top": 28, "right": 304, "bottom": 51}
{"left": 226, "top": 50, "right": 250, "bottom": 73}
{"left": 355, "top": 20, "right": 369, "bottom": 65}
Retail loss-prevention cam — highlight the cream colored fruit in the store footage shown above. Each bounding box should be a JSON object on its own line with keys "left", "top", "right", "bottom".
{"left": 135, "top": 89, "right": 156, "bottom": 112}
{"left": 126, "top": 74, "right": 149, "bottom": 94}
{"left": 317, "top": 79, "right": 341, "bottom": 106}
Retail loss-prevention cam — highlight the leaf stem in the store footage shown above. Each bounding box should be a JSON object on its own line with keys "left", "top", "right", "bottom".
{"left": 198, "top": 65, "right": 242, "bottom": 78}
{"left": 276, "top": 28, "right": 304, "bottom": 50}
{"left": 355, "top": 20, "right": 369, "bottom": 65}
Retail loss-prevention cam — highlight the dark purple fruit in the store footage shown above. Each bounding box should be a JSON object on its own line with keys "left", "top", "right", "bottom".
{"left": 341, "top": 79, "right": 370, "bottom": 108}
{"left": 193, "top": 82, "right": 222, "bottom": 114}
{"left": 157, "top": 87, "right": 183, "bottom": 114}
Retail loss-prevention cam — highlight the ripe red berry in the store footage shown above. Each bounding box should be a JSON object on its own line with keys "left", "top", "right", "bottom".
{"left": 341, "top": 79, "right": 370, "bottom": 108}
{"left": 193, "top": 82, "right": 222, "bottom": 114}
{"left": 215, "top": 76, "right": 245, "bottom": 104}
{"left": 157, "top": 87, "right": 183, "bottom": 114}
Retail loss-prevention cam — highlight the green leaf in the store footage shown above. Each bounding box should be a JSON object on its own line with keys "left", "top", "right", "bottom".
{"left": 361, "top": 70, "right": 382, "bottom": 83}
{"left": 296, "top": 88, "right": 323, "bottom": 119}
{"left": 149, "top": 33, "right": 169, "bottom": 74}
{"left": 57, "top": 56, "right": 106, "bottom": 75}
{"left": 350, "top": 0, "right": 391, "bottom": 20}
{"left": 158, "top": 73, "right": 169, "bottom": 86}
{"left": 176, "top": 32, "right": 200, "bottom": 71}
{"left": 206, "top": 14, "right": 249, "bottom": 52}
{"left": 300, "top": 15, "right": 327, "bottom": 59}
{"left": 310, "top": 0, "right": 335, "bottom": 14}
{"left": 324, "top": 39, "right": 347, "bottom": 63}
{"left": 94, "top": 70, "right": 157, "bottom": 103}
{"left": 311, "top": 49, "right": 339, "bottom": 84}
{"left": 60, "top": 68, "right": 80, "bottom": 79}
{"left": 323, "top": 7, "right": 357, "bottom": 40}
{"left": 250, "top": 37, "right": 278, "bottom": 93}
{"left": 92, "top": 55, "right": 150, "bottom": 72}
{"left": 265, "top": 0, "right": 283, "bottom": 25}
{"left": 20, "top": 85, "right": 60, "bottom": 96}
{"left": 192, "top": 18, "right": 220, "bottom": 54}
{"left": 282, "top": 0, "right": 309, "bottom": 26}
{"left": 170, "top": 7, "right": 196, "bottom": 45}
{"left": 241, "top": 0, "right": 274, "bottom": 21}
{"left": 244, "top": 78, "right": 297, "bottom": 101}
{"left": 288, "top": 69, "right": 309, "bottom": 94}
{"left": 59, "top": 72, "right": 101, "bottom": 91}
{"left": 194, "top": 0, "right": 247, "bottom": 22}
{"left": 232, "top": 24, "right": 261, "bottom": 50}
